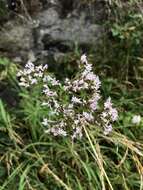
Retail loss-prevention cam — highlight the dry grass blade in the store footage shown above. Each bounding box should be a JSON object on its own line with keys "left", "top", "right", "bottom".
{"left": 83, "top": 126, "right": 114, "bottom": 190}
{"left": 117, "top": 148, "right": 128, "bottom": 168}
{"left": 102, "top": 132, "right": 143, "bottom": 157}
{"left": 132, "top": 154, "right": 143, "bottom": 190}
{"left": 39, "top": 164, "right": 72, "bottom": 190}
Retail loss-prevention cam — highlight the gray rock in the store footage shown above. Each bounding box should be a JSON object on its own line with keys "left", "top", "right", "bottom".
{"left": 34, "top": 1, "right": 105, "bottom": 57}
{"left": 0, "top": 20, "right": 34, "bottom": 62}
{"left": 0, "top": 0, "right": 106, "bottom": 63}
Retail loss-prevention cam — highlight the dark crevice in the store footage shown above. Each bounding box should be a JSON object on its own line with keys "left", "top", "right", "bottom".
{"left": 42, "top": 34, "right": 71, "bottom": 53}
{"left": 43, "top": 41, "right": 71, "bottom": 53}
{"left": 59, "top": 0, "right": 75, "bottom": 18}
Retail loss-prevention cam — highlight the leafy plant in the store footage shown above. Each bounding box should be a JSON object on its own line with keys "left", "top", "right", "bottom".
{"left": 17, "top": 55, "right": 118, "bottom": 141}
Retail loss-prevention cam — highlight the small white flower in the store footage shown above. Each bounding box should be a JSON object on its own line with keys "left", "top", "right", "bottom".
{"left": 17, "top": 70, "right": 23, "bottom": 77}
{"left": 103, "top": 97, "right": 118, "bottom": 122}
{"left": 51, "top": 78, "right": 60, "bottom": 86}
{"left": 82, "top": 82, "right": 89, "bottom": 89}
{"left": 43, "top": 75, "right": 52, "bottom": 82}
{"left": 43, "top": 75, "right": 60, "bottom": 86}
{"left": 20, "top": 77, "right": 26, "bottom": 82}
{"left": 93, "top": 76, "right": 101, "bottom": 90}
{"left": 30, "top": 78, "right": 37, "bottom": 84}
{"left": 74, "top": 120, "right": 79, "bottom": 125}
{"left": 72, "top": 127, "right": 83, "bottom": 139}
{"left": 82, "top": 64, "right": 92, "bottom": 77}
{"left": 90, "top": 102, "right": 98, "bottom": 111}
{"left": 58, "top": 128, "right": 67, "bottom": 136}
{"left": 19, "top": 82, "right": 29, "bottom": 87}
{"left": 84, "top": 63, "right": 92, "bottom": 72}
{"left": 34, "top": 71, "right": 43, "bottom": 78}
{"left": 43, "top": 85, "right": 57, "bottom": 96}
{"left": 81, "top": 54, "right": 88, "bottom": 64}
{"left": 24, "top": 69, "right": 32, "bottom": 75}
{"left": 71, "top": 96, "right": 82, "bottom": 104}
{"left": 101, "top": 111, "right": 108, "bottom": 118}
{"left": 132, "top": 115, "right": 141, "bottom": 125}
{"left": 35, "top": 65, "right": 43, "bottom": 71}
{"left": 42, "top": 118, "right": 48, "bottom": 126}
{"left": 104, "top": 124, "right": 112, "bottom": 135}
{"left": 83, "top": 112, "right": 94, "bottom": 122}
{"left": 43, "top": 64, "right": 48, "bottom": 70}
{"left": 104, "top": 97, "right": 112, "bottom": 109}
{"left": 110, "top": 108, "right": 118, "bottom": 121}
{"left": 25, "top": 60, "right": 34, "bottom": 69}
{"left": 78, "top": 79, "right": 84, "bottom": 85}
{"left": 53, "top": 100, "right": 60, "bottom": 109}
{"left": 65, "top": 78, "right": 70, "bottom": 84}
{"left": 85, "top": 72, "right": 96, "bottom": 81}
{"left": 89, "top": 93, "right": 100, "bottom": 111}
{"left": 46, "top": 127, "right": 67, "bottom": 136}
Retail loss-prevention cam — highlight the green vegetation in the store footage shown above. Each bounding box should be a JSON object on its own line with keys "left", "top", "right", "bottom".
{"left": 0, "top": 0, "right": 143, "bottom": 190}
{"left": 0, "top": 1, "right": 7, "bottom": 16}
{"left": 0, "top": 54, "right": 143, "bottom": 189}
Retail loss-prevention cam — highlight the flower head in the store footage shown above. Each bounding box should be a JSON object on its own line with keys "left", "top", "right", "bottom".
{"left": 132, "top": 115, "right": 141, "bottom": 125}
{"left": 18, "top": 55, "right": 118, "bottom": 139}
{"left": 81, "top": 54, "right": 88, "bottom": 64}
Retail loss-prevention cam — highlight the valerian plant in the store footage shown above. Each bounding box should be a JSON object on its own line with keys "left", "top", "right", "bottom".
{"left": 17, "top": 55, "right": 118, "bottom": 139}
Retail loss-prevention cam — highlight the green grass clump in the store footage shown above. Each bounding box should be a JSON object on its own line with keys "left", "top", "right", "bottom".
{"left": 0, "top": 56, "right": 143, "bottom": 190}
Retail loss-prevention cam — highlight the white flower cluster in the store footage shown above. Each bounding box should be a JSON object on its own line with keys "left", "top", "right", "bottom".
{"left": 101, "top": 97, "right": 118, "bottom": 135}
{"left": 17, "top": 60, "right": 48, "bottom": 87}
{"left": 18, "top": 55, "right": 118, "bottom": 139}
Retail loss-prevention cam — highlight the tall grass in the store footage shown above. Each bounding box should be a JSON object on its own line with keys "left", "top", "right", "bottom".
{"left": 0, "top": 56, "right": 143, "bottom": 190}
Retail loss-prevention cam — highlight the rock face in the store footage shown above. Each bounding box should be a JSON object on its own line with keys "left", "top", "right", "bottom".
{"left": 36, "top": 8, "right": 103, "bottom": 51}
{"left": 0, "top": 0, "right": 106, "bottom": 62}
{"left": 0, "top": 21, "right": 34, "bottom": 61}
